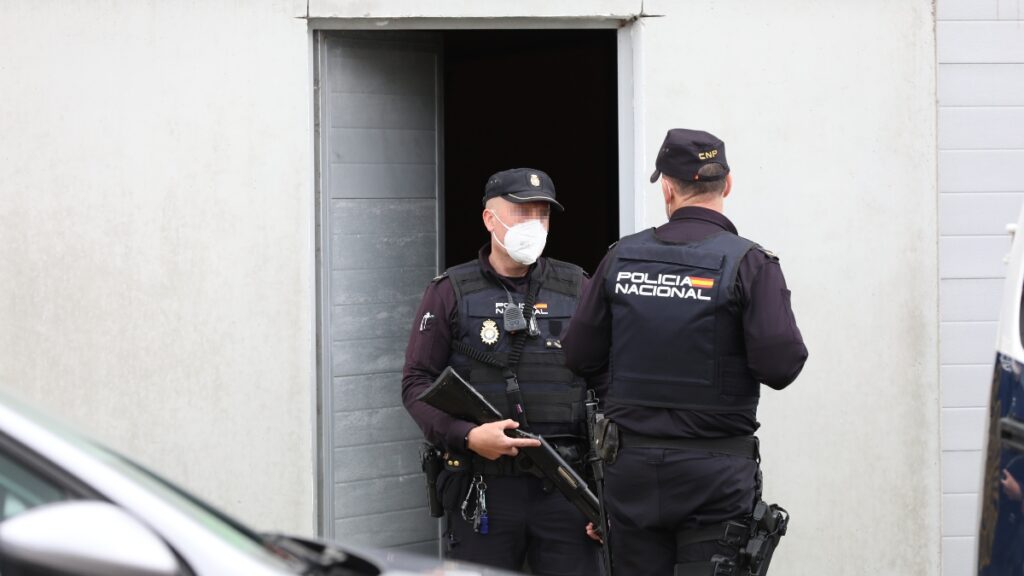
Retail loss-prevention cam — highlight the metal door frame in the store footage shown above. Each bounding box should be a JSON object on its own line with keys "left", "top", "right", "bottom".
{"left": 311, "top": 17, "right": 646, "bottom": 538}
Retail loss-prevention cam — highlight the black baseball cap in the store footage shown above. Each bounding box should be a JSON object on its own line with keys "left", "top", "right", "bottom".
{"left": 482, "top": 168, "right": 564, "bottom": 212}
{"left": 649, "top": 129, "right": 730, "bottom": 183}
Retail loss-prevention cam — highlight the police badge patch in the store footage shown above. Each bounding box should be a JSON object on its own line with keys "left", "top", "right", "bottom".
{"left": 480, "top": 319, "right": 500, "bottom": 345}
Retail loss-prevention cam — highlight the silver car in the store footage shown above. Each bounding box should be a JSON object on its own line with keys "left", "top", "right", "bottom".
{"left": 0, "top": 391, "right": 517, "bottom": 576}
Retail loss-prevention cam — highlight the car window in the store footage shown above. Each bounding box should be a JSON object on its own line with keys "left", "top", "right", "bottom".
{"left": 0, "top": 450, "right": 68, "bottom": 521}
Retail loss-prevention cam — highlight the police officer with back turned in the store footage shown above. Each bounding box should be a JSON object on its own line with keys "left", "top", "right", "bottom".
{"left": 402, "top": 168, "right": 600, "bottom": 574}
{"left": 563, "top": 129, "right": 808, "bottom": 576}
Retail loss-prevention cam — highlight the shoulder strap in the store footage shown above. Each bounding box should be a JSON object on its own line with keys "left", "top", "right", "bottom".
{"left": 541, "top": 258, "right": 585, "bottom": 297}
{"left": 754, "top": 244, "right": 780, "bottom": 262}
{"left": 501, "top": 273, "right": 545, "bottom": 430}
{"left": 447, "top": 261, "right": 490, "bottom": 304}
{"left": 601, "top": 229, "right": 656, "bottom": 281}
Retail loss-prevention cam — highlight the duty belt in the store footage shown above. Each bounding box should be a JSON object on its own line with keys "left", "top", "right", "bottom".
{"left": 471, "top": 453, "right": 534, "bottom": 476}
{"left": 619, "top": 432, "right": 759, "bottom": 460}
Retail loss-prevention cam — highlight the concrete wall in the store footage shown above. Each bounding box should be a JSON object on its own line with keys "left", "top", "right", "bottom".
{"left": 937, "top": 0, "right": 1024, "bottom": 574}
{"left": 637, "top": 2, "right": 939, "bottom": 574}
{"left": 0, "top": 0, "right": 316, "bottom": 534}
{"left": 0, "top": 0, "right": 939, "bottom": 572}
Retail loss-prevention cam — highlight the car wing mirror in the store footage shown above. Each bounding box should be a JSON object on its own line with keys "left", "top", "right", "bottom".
{"left": 0, "top": 500, "right": 179, "bottom": 576}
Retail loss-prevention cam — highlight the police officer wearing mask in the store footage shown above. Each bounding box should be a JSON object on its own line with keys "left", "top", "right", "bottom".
{"left": 402, "top": 168, "right": 600, "bottom": 574}
{"left": 563, "top": 129, "right": 808, "bottom": 576}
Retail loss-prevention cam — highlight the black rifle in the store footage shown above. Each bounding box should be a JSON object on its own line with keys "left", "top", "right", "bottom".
{"left": 585, "top": 389, "right": 614, "bottom": 575}
{"left": 416, "top": 367, "right": 602, "bottom": 527}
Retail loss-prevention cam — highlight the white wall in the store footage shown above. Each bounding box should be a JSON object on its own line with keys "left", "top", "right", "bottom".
{"left": 639, "top": 1, "right": 939, "bottom": 574}
{"left": 937, "top": 0, "right": 1024, "bottom": 574}
{"left": 0, "top": 0, "right": 939, "bottom": 571}
{"left": 0, "top": 0, "right": 316, "bottom": 534}
{"left": 311, "top": 1, "right": 939, "bottom": 572}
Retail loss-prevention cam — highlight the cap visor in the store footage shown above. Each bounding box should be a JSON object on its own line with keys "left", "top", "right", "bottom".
{"left": 649, "top": 169, "right": 661, "bottom": 183}
{"left": 504, "top": 192, "right": 565, "bottom": 212}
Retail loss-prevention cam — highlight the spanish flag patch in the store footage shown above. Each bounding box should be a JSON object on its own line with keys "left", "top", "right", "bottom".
{"left": 690, "top": 277, "right": 715, "bottom": 289}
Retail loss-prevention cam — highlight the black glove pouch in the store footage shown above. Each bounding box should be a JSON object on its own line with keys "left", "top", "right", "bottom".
{"left": 437, "top": 465, "right": 471, "bottom": 512}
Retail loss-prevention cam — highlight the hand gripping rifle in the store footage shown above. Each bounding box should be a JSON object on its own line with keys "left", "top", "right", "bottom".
{"left": 585, "top": 389, "right": 614, "bottom": 575}
{"left": 416, "top": 367, "right": 602, "bottom": 528}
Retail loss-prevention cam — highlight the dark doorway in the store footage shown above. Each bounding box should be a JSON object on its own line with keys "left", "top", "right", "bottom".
{"left": 442, "top": 29, "right": 619, "bottom": 275}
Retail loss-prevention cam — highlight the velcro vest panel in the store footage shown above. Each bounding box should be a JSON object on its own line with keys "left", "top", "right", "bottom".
{"left": 605, "top": 229, "right": 759, "bottom": 411}
{"left": 447, "top": 258, "right": 587, "bottom": 436}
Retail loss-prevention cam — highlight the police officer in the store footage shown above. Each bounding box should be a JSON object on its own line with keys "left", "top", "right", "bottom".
{"left": 401, "top": 168, "right": 600, "bottom": 574}
{"left": 563, "top": 129, "right": 808, "bottom": 576}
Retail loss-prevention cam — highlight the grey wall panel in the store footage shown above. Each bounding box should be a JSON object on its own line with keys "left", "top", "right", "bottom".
{"left": 332, "top": 338, "right": 406, "bottom": 376}
{"left": 940, "top": 108, "right": 1024, "bottom": 150}
{"left": 329, "top": 127, "right": 435, "bottom": 165}
{"left": 331, "top": 199, "right": 437, "bottom": 234}
{"left": 331, "top": 407, "right": 421, "bottom": 447}
{"left": 327, "top": 46, "right": 435, "bottom": 96}
{"left": 332, "top": 476, "right": 426, "bottom": 519}
{"left": 331, "top": 268, "right": 435, "bottom": 305}
{"left": 939, "top": 278, "right": 1006, "bottom": 321}
{"left": 331, "top": 232, "right": 436, "bottom": 270}
{"left": 939, "top": 236, "right": 1013, "bottom": 278}
{"left": 944, "top": 493, "right": 981, "bottom": 537}
{"left": 938, "top": 0, "right": 999, "bottom": 19}
{"left": 331, "top": 303, "right": 418, "bottom": 341}
{"left": 939, "top": 322, "right": 998, "bottom": 364}
{"left": 939, "top": 193, "right": 1023, "bottom": 236}
{"left": 334, "top": 509, "right": 437, "bottom": 548}
{"left": 320, "top": 31, "right": 439, "bottom": 551}
{"left": 332, "top": 440, "right": 423, "bottom": 484}
{"left": 939, "top": 64, "right": 1024, "bottom": 106}
{"left": 332, "top": 373, "right": 405, "bottom": 413}
{"left": 942, "top": 450, "right": 984, "bottom": 493}
{"left": 939, "top": 150, "right": 1024, "bottom": 192}
{"left": 941, "top": 408, "right": 988, "bottom": 451}
{"left": 330, "top": 93, "right": 435, "bottom": 130}
{"left": 938, "top": 21, "right": 1024, "bottom": 63}
{"left": 329, "top": 164, "right": 437, "bottom": 199}
{"left": 942, "top": 365, "right": 993, "bottom": 408}
{"left": 945, "top": 538, "right": 976, "bottom": 576}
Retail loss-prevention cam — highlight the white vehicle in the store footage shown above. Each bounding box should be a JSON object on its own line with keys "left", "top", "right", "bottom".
{"left": 0, "top": 391, "right": 515, "bottom": 576}
{"left": 977, "top": 206, "right": 1024, "bottom": 575}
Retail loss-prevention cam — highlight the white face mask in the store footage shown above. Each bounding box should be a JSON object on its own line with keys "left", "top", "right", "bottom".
{"left": 489, "top": 210, "right": 548, "bottom": 265}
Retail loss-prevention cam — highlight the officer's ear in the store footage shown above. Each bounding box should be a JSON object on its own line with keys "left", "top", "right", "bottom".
{"left": 721, "top": 173, "right": 733, "bottom": 199}
{"left": 660, "top": 178, "right": 672, "bottom": 204}
{"left": 482, "top": 208, "right": 495, "bottom": 232}
{"left": 483, "top": 202, "right": 502, "bottom": 233}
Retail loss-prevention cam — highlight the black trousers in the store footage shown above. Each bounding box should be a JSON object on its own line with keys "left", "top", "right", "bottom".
{"left": 444, "top": 474, "right": 601, "bottom": 575}
{"left": 604, "top": 447, "right": 758, "bottom": 576}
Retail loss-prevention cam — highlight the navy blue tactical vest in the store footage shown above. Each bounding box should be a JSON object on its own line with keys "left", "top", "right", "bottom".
{"left": 446, "top": 258, "right": 587, "bottom": 438}
{"left": 605, "top": 228, "right": 760, "bottom": 411}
